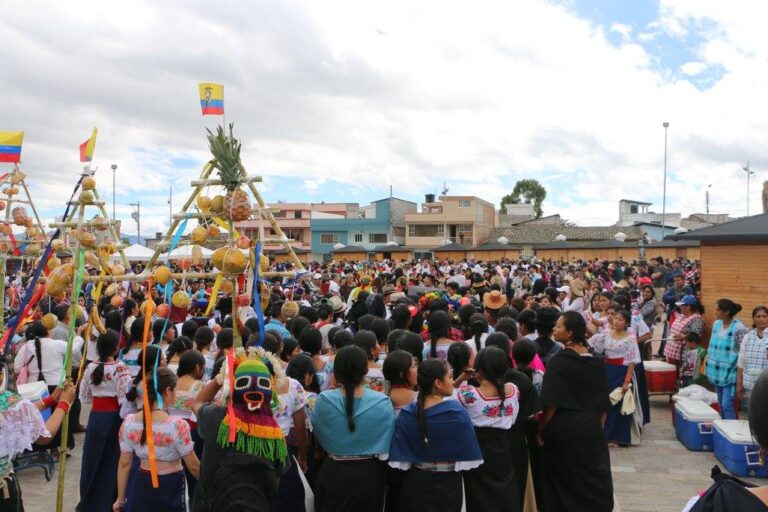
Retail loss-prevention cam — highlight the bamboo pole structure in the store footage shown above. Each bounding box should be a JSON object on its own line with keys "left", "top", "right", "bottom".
{"left": 55, "top": 202, "right": 85, "bottom": 512}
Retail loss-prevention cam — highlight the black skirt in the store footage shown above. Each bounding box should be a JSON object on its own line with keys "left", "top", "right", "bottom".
{"left": 398, "top": 467, "right": 462, "bottom": 512}
{"left": 463, "top": 427, "right": 521, "bottom": 512}
{"left": 539, "top": 409, "right": 613, "bottom": 512}
{"left": 315, "top": 458, "right": 386, "bottom": 512}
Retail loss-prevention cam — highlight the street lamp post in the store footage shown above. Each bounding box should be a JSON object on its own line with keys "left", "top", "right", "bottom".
{"left": 110, "top": 164, "right": 117, "bottom": 221}
{"left": 742, "top": 162, "right": 755, "bottom": 216}
{"left": 662, "top": 122, "right": 669, "bottom": 236}
{"left": 706, "top": 184, "right": 712, "bottom": 223}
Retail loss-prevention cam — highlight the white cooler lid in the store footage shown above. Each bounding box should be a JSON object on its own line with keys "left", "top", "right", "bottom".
{"left": 644, "top": 361, "right": 676, "bottom": 372}
{"left": 16, "top": 381, "right": 48, "bottom": 401}
{"left": 676, "top": 399, "right": 720, "bottom": 422}
{"left": 714, "top": 419, "right": 756, "bottom": 444}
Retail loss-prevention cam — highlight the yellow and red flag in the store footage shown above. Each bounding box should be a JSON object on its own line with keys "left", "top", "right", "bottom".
{"left": 198, "top": 83, "right": 224, "bottom": 115}
{"left": 79, "top": 127, "right": 98, "bottom": 162}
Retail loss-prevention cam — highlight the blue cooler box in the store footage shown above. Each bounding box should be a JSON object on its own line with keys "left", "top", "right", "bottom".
{"left": 675, "top": 399, "right": 720, "bottom": 451}
{"left": 17, "top": 381, "right": 51, "bottom": 421}
{"left": 713, "top": 419, "right": 768, "bottom": 477}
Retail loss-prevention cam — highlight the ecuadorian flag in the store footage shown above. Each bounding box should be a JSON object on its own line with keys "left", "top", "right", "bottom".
{"left": 79, "top": 127, "right": 98, "bottom": 162}
{"left": 199, "top": 83, "right": 224, "bottom": 116}
{"left": 0, "top": 131, "right": 23, "bottom": 163}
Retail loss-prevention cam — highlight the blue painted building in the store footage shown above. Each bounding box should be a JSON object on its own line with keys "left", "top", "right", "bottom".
{"left": 311, "top": 197, "right": 417, "bottom": 257}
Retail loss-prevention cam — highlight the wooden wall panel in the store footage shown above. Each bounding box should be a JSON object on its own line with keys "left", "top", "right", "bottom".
{"left": 700, "top": 244, "right": 768, "bottom": 329}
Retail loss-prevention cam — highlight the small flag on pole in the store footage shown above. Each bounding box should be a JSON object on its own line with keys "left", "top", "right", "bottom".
{"left": 198, "top": 83, "right": 224, "bottom": 115}
{"left": 79, "top": 127, "right": 98, "bottom": 162}
{"left": 0, "top": 131, "right": 24, "bottom": 163}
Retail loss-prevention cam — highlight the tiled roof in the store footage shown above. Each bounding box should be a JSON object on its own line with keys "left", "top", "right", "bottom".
{"left": 671, "top": 213, "right": 768, "bottom": 242}
{"left": 536, "top": 240, "right": 579, "bottom": 249}
{"left": 263, "top": 247, "right": 310, "bottom": 254}
{"left": 331, "top": 245, "right": 369, "bottom": 253}
{"left": 371, "top": 245, "right": 412, "bottom": 252}
{"left": 485, "top": 225, "right": 644, "bottom": 245}
{"left": 649, "top": 239, "right": 700, "bottom": 248}
{"left": 582, "top": 239, "right": 635, "bottom": 249}
{"left": 432, "top": 242, "right": 468, "bottom": 252}
{"left": 474, "top": 242, "right": 522, "bottom": 250}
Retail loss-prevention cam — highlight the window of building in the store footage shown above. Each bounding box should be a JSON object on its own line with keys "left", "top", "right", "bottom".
{"left": 320, "top": 233, "right": 339, "bottom": 244}
{"left": 630, "top": 204, "right": 639, "bottom": 214}
{"left": 354, "top": 233, "right": 363, "bottom": 243}
{"left": 458, "top": 200, "right": 471, "bottom": 208}
{"left": 408, "top": 224, "right": 444, "bottom": 237}
{"left": 457, "top": 224, "right": 473, "bottom": 233}
{"left": 294, "top": 211, "right": 302, "bottom": 219}
{"left": 369, "top": 233, "right": 387, "bottom": 244}
{"left": 273, "top": 210, "right": 286, "bottom": 218}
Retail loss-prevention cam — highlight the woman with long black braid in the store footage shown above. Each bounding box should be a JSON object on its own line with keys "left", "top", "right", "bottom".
{"left": 456, "top": 346, "right": 522, "bottom": 512}
{"left": 311, "top": 346, "right": 394, "bottom": 512}
{"left": 77, "top": 330, "right": 132, "bottom": 512}
{"left": 389, "top": 358, "right": 482, "bottom": 512}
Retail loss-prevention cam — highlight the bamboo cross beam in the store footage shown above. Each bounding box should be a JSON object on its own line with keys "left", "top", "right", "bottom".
{"left": 37, "top": 270, "right": 300, "bottom": 284}
{"left": 189, "top": 176, "right": 262, "bottom": 186}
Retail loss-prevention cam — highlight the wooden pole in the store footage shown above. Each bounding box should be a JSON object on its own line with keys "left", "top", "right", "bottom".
{"left": 55, "top": 202, "right": 85, "bottom": 512}
{"left": 90, "top": 187, "right": 131, "bottom": 269}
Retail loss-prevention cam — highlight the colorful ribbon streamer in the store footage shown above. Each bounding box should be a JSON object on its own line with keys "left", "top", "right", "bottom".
{"left": 140, "top": 283, "right": 160, "bottom": 488}
{"left": 252, "top": 242, "right": 265, "bottom": 347}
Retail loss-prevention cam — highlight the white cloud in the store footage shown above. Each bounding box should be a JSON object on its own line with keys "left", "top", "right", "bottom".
{"left": 610, "top": 23, "right": 633, "bottom": 41}
{"left": 681, "top": 61, "right": 707, "bottom": 76}
{"left": 0, "top": 0, "right": 766, "bottom": 232}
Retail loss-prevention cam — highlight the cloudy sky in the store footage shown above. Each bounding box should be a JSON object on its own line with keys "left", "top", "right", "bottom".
{"left": 2, "top": 0, "right": 767, "bottom": 239}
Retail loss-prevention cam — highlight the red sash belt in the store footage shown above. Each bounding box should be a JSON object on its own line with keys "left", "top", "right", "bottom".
{"left": 185, "top": 419, "right": 197, "bottom": 430}
{"left": 604, "top": 357, "right": 626, "bottom": 366}
{"left": 92, "top": 396, "right": 120, "bottom": 412}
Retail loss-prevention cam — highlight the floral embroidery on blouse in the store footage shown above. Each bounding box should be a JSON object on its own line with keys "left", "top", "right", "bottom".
{"left": 458, "top": 387, "right": 477, "bottom": 405}
{"left": 119, "top": 414, "right": 194, "bottom": 460}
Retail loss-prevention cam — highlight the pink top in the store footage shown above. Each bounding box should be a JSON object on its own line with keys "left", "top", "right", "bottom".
{"left": 511, "top": 351, "right": 546, "bottom": 373}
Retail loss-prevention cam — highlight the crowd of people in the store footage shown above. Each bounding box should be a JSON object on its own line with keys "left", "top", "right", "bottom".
{"left": 0, "top": 254, "right": 766, "bottom": 511}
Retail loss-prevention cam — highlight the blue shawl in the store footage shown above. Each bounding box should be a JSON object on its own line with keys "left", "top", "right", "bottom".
{"left": 389, "top": 400, "right": 482, "bottom": 463}
{"left": 312, "top": 388, "right": 394, "bottom": 456}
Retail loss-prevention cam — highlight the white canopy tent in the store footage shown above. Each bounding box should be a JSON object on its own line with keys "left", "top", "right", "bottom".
{"left": 113, "top": 243, "right": 154, "bottom": 262}
{"left": 160, "top": 244, "right": 214, "bottom": 261}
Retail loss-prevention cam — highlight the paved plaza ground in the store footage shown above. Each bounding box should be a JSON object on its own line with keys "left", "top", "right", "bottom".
{"left": 15, "top": 338, "right": 766, "bottom": 511}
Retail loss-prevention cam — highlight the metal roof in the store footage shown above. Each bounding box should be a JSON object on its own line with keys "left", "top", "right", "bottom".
{"left": 431, "top": 242, "right": 468, "bottom": 252}
{"left": 670, "top": 213, "right": 768, "bottom": 242}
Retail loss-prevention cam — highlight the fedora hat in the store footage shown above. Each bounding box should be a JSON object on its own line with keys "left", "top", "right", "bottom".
{"left": 329, "top": 295, "right": 346, "bottom": 314}
{"left": 382, "top": 284, "right": 396, "bottom": 296}
{"left": 483, "top": 290, "right": 507, "bottom": 310}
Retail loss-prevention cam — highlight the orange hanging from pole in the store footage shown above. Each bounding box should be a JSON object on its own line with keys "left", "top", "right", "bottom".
{"left": 140, "top": 280, "right": 160, "bottom": 488}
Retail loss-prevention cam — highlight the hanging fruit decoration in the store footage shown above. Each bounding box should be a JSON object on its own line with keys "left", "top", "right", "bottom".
{"left": 207, "top": 225, "right": 220, "bottom": 237}
{"left": 210, "top": 195, "right": 224, "bottom": 214}
{"left": 191, "top": 226, "right": 208, "bottom": 244}
{"left": 80, "top": 231, "right": 96, "bottom": 248}
{"left": 11, "top": 207, "right": 30, "bottom": 226}
{"left": 220, "top": 278, "right": 234, "bottom": 294}
{"left": 211, "top": 246, "right": 248, "bottom": 274}
{"left": 196, "top": 195, "right": 212, "bottom": 212}
{"left": 79, "top": 190, "right": 95, "bottom": 204}
{"left": 172, "top": 290, "right": 191, "bottom": 308}
{"left": 92, "top": 216, "right": 109, "bottom": 231}
{"left": 46, "top": 263, "right": 75, "bottom": 298}
{"left": 51, "top": 239, "right": 64, "bottom": 252}
{"left": 3, "top": 187, "right": 19, "bottom": 196}
{"left": 41, "top": 313, "right": 58, "bottom": 331}
{"left": 111, "top": 295, "right": 124, "bottom": 308}
{"left": 154, "top": 266, "right": 172, "bottom": 285}
{"left": 236, "top": 235, "right": 250, "bottom": 250}
{"left": 10, "top": 170, "right": 26, "bottom": 185}
{"left": 156, "top": 303, "right": 171, "bottom": 318}
{"left": 82, "top": 176, "right": 96, "bottom": 190}
{"left": 110, "top": 263, "right": 126, "bottom": 276}
{"left": 237, "top": 293, "right": 250, "bottom": 307}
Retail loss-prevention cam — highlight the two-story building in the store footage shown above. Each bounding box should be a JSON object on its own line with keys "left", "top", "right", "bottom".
{"left": 617, "top": 199, "right": 681, "bottom": 227}
{"left": 311, "top": 197, "right": 417, "bottom": 259}
{"left": 235, "top": 202, "right": 357, "bottom": 259}
{"left": 404, "top": 195, "right": 495, "bottom": 256}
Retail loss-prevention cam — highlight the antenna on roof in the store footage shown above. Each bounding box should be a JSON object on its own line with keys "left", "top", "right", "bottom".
{"left": 442, "top": 181, "right": 449, "bottom": 195}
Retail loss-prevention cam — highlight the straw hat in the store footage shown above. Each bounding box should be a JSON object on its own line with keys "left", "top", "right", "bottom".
{"left": 483, "top": 290, "right": 507, "bottom": 310}
{"left": 281, "top": 302, "right": 300, "bottom": 320}
{"left": 569, "top": 279, "right": 586, "bottom": 297}
{"left": 328, "top": 296, "right": 346, "bottom": 314}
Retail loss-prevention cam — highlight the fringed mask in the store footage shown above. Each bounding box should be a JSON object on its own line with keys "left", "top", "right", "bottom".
{"left": 217, "top": 347, "right": 288, "bottom": 466}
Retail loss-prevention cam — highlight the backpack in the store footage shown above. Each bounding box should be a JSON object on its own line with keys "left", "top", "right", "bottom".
{"left": 689, "top": 466, "right": 768, "bottom": 511}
